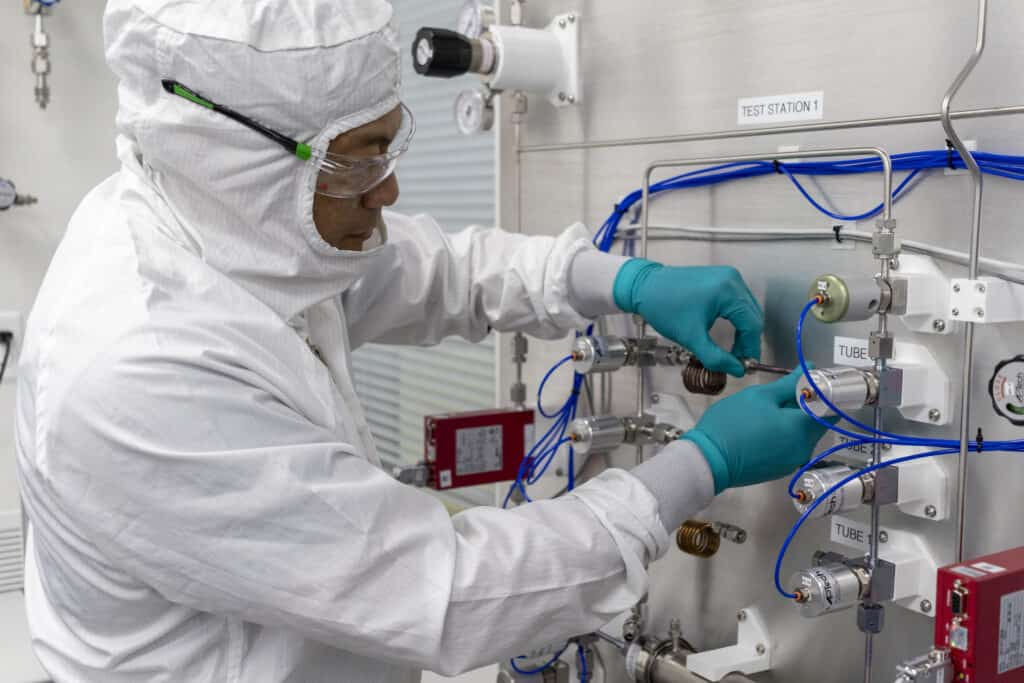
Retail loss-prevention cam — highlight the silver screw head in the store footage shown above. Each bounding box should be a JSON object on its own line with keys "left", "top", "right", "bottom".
{"left": 737, "top": 610, "right": 747, "bottom": 622}
{"left": 952, "top": 308, "right": 961, "bottom": 317}
{"left": 933, "top": 320, "right": 947, "bottom": 332}
{"left": 558, "top": 92, "right": 567, "bottom": 101}
{"left": 977, "top": 283, "right": 987, "bottom": 293}
{"left": 568, "top": 13, "right": 576, "bottom": 22}
{"left": 925, "top": 505, "right": 938, "bottom": 518}
{"left": 976, "top": 308, "right": 985, "bottom": 318}
{"left": 929, "top": 409, "right": 942, "bottom": 422}
{"left": 879, "top": 531, "right": 889, "bottom": 544}
{"left": 953, "top": 284, "right": 962, "bottom": 293}
{"left": 920, "top": 600, "right": 933, "bottom": 613}
{"left": 567, "top": 95, "right": 576, "bottom": 104}
{"left": 651, "top": 394, "right": 660, "bottom": 404}
{"left": 559, "top": 18, "right": 567, "bottom": 28}
{"left": 756, "top": 644, "right": 766, "bottom": 656}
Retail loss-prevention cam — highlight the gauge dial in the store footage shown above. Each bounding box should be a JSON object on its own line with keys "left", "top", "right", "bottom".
{"left": 454, "top": 88, "right": 494, "bottom": 136}
{"left": 0, "top": 179, "right": 16, "bottom": 211}
{"left": 457, "top": 0, "right": 495, "bottom": 39}
{"left": 989, "top": 356, "right": 1024, "bottom": 425}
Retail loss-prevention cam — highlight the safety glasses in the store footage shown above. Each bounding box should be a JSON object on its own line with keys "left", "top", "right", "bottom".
{"left": 161, "top": 80, "right": 415, "bottom": 199}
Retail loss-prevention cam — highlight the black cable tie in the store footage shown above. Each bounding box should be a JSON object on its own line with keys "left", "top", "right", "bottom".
{"left": 833, "top": 224, "right": 844, "bottom": 243}
{"left": 976, "top": 427, "right": 984, "bottom": 453}
{"left": 946, "top": 139, "right": 957, "bottom": 170}
{"left": 773, "top": 159, "right": 783, "bottom": 174}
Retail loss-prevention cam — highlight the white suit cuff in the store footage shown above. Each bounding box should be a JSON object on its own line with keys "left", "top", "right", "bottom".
{"left": 567, "top": 250, "right": 630, "bottom": 319}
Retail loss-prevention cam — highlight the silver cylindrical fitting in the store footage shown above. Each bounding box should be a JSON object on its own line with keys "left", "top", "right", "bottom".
{"left": 809, "top": 274, "right": 891, "bottom": 323}
{"left": 797, "top": 367, "right": 879, "bottom": 417}
{"left": 790, "top": 563, "right": 870, "bottom": 617}
{"left": 625, "top": 642, "right": 700, "bottom": 683}
{"left": 792, "top": 466, "right": 869, "bottom": 519}
{"left": 572, "top": 336, "right": 630, "bottom": 374}
{"left": 568, "top": 416, "right": 626, "bottom": 454}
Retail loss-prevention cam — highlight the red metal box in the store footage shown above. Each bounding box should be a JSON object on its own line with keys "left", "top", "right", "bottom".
{"left": 424, "top": 409, "right": 535, "bottom": 490}
{"left": 936, "top": 546, "right": 1024, "bottom": 682}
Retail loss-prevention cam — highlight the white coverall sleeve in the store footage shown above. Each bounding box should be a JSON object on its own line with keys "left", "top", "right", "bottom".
{"left": 52, "top": 336, "right": 712, "bottom": 675}
{"left": 343, "top": 214, "right": 616, "bottom": 348}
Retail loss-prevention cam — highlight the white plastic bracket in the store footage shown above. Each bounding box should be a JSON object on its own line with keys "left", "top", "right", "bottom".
{"left": 487, "top": 12, "right": 581, "bottom": 108}
{"left": 950, "top": 277, "right": 1024, "bottom": 324}
{"left": 890, "top": 452, "right": 951, "bottom": 522}
{"left": 892, "top": 255, "right": 958, "bottom": 335}
{"left": 829, "top": 516, "right": 944, "bottom": 618}
{"left": 686, "top": 606, "right": 772, "bottom": 681}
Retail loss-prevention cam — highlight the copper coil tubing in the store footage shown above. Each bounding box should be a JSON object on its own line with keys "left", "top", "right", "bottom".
{"left": 681, "top": 358, "right": 728, "bottom": 396}
{"left": 676, "top": 520, "right": 722, "bottom": 558}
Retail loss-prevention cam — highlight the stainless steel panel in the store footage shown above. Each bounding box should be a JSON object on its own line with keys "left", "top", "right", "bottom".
{"left": 498, "top": 1, "right": 1024, "bottom": 680}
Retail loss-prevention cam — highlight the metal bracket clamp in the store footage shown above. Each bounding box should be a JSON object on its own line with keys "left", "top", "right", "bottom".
{"left": 949, "top": 277, "right": 1024, "bottom": 324}
{"left": 872, "top": 219, "right": 901, "bottom": 259}
{"left": 685, "top": 607, "right": 772, "bottom": 681}
{"left": 890, "top": 255, "right": 959, "bottom": 335}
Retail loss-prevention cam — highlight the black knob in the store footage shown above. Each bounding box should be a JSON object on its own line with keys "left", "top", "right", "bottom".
{"left": 412, "top": 27, "right": 474, "bottom": 78}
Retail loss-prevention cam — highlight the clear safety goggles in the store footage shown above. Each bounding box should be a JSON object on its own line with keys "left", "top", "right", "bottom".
{"left": 311, "top": 103, "right": 415, "bottom": 199}
{"left": 161, "top": 79, "right": 415, "bottom": 200}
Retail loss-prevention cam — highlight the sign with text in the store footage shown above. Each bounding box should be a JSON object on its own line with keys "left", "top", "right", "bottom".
{"left": 738, "top": 91, "right": 824, "bottom": 125}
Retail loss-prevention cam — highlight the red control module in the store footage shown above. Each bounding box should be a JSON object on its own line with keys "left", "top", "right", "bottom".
{"left": 936, "top": 546, "right": 1024, "bottom": 682}
{"left": 424, "top": 409, "right": 535, "bottom": 490}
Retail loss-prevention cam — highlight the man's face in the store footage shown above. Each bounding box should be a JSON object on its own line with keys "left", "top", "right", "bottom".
{"left": 312, "top": 107, "right": 403, "bottom": 252}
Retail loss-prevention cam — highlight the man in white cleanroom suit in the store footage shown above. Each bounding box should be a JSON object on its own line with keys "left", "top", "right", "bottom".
{"left": 15, "top": 1, "right": 831, "bottom": 681}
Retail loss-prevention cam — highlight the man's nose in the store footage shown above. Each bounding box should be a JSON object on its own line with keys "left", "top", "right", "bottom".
{"left": 362, "top": 174, "right": 400, "bottom": 209}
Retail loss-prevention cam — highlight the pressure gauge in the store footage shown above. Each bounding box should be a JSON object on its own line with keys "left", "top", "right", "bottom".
{"left": 989, "top": 356, "right": 1024, "bottom": 425}
{"left": 0, "top": 179, "right": 17, "bottom": 211}
{"left": 457, "top": 0, "right": 495, "bottom": 39}
{"left": 454, "top": 87, "right": 494, "bottom": 135}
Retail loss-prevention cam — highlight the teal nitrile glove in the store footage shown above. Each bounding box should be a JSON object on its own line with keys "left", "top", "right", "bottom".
{"left": 613, "top": 259, "right": 764, "bottom": 377}
{"left": 681, "top": 370, "right": 837, "bottom": 494}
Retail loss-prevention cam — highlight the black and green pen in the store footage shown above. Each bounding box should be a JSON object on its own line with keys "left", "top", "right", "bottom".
{"left": 161, "top": 79, "right": 312, "bottom": 161}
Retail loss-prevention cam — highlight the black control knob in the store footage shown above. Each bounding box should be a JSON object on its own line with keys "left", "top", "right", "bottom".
{"left": 413, "top": 27, "right": 474, "bottom": 78}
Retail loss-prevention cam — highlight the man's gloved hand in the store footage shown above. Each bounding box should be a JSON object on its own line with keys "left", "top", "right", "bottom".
{"left": 681, "top": 370, "right": 836, "bottom": 494}
{"left": 613, "top": 259, "right": 763, "bottom": 377}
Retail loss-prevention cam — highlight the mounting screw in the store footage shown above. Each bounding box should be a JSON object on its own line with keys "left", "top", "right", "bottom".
{"left": 567, "top": 95, "right": 576, "bottom": 104}
{"left": 558, "top": 92, "right": 567, "bottom": 102}
{"left": 925, "top": 505, "right": 938, "bottom": 518}
{"left": 568, "top": 13, "right": 576, "bottom": 22}
{"left": 953, "top": 284, "right": 962, "bottom": 293}
{"left": 756, "top": 644, "right": 766, "bottom": 656}
{"left": 952, "top": 308, "right": 961, "bottom": 317}
{"left": 558, "top": 18, "right": 567, "bottom": 28}
{"left": 929, "top": 409, "right": 942, "bottom": 422}
{"left": 977, "top": 283, "right": 987, "bottom": 294}
{"left": 975, "top": 308, "right": 985, "bottom": 319}
{"left": 737, "top": 610, "right": 747, "bottom": 622}
{"left": 920, "top": 600, "right": 933, "bottom": 613}
{"left": 933, "top": 320, "right": 947, "bottom": 332}
{"left": 651, "top": 394, "right": 660, "bottom": 404}
{"left": 879, "top": 531, "right": 889, "bottom": 544}
{"left": 890, "top": 257, "right": 900, "bottom": 271}
{"left": 555, "top": 467, "right": 565, "bottom": 477}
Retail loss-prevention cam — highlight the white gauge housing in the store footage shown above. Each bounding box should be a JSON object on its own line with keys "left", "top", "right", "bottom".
{"left": 0, "top": 179, "right": 16, "bottom": 211}
{"left": 454, "top": 88, "right": 494, "bottom": 135}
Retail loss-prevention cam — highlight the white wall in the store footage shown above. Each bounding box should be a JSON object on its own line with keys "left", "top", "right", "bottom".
{"left": 0, "top": 1, "right": 119, "bottom": 510}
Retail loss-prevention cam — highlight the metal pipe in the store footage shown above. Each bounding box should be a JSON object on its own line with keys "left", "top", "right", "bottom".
{"left": 520, "top": 104, "right": 1024, "bottom": 155}
{"left": 943, "top": 0, "right": 989, "bottom": 565}
{"left": 633, "top": 148, "right": 893, "bottom": 464}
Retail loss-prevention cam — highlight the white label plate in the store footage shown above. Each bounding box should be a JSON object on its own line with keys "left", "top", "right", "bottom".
{"left": 738, "top": 91, "right": 824, "bottom": 125}
{"left": 950, "top": 566, "right": 987, "bottom": 579}
{"left": 830, "top": 516, "right": 871, "bottom": 552}
{"left": 834, "top": 336, "right": 873, "bottom": 368}
{"left": 999, "top": 589, "right": 1024, "bottom": 674}
{"left": 455, "top": 425, "right": 503, "bottom": 476}
{"left": 974, "top": 562, "right": 1008, "bottom": 574}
